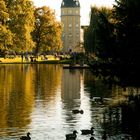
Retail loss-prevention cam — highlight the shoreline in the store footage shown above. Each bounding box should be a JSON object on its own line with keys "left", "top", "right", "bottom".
{"left": 0, "top": 60, "right": 70, "bottom": 64}
{"left": 0, "top": 55, "right": 71, "bottom": 64}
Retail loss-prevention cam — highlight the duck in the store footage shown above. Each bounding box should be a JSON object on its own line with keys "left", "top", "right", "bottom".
{"left": 72, "top": 109, "right": 84, "bottom": 114}
{"left": 93, "top": 97, "right": 103, "bottom": 104}
{"left": 65, "top": 130, "right": 78, "bottom": 140}
{"left": 81, "top": 127, "right": 94, "bottom": 135}
{"left": 90, "top": 136, "right": 96, "bottom": 140}
{"left": 20, "top": 132, "right": 31, "bottom": 140}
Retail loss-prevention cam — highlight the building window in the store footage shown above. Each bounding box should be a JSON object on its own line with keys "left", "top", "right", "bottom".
{"left": 76, "top": 24, "right": 79, "bottom": 27}
{"left": 69, "top": 34, "right": 72, "bottom": 37}
{"left": 62, "top": 33, "right": 65, "bottom": 37}
{"left": 62, "top": 2, "right": 64, "bottom": 6}
{"left": 69, "top": 24, "right": 72, "bottom": 27}
{"left": 76, "top": 10, "right": 78, "bottom": 14}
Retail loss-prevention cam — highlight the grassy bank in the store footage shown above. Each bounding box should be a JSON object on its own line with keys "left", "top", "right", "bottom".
{"left": 0, "top": 55, "right": 71, "bottom": 64}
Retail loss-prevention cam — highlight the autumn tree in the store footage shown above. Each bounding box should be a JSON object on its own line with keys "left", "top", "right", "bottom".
{"left": 0, "top": 0, "right": 13, "bottom": 52}
{"left": 32, "top": 6, "right": 62, "bottom": 54}
{"left": 5, "top": 0, "right": 35, "bottom": 52}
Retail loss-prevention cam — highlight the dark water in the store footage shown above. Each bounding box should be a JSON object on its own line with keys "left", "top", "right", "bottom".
{"left": 0, "top": 64, "right": 133, "bottom": 140}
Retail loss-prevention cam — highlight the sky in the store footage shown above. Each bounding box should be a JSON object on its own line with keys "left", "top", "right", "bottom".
{"left": 32, "top": 0, "right": 115, "bottom": 25}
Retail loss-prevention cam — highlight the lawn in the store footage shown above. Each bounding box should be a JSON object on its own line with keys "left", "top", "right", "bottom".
{"left": 0, "top": 55, "right": 71, "bottom": 64}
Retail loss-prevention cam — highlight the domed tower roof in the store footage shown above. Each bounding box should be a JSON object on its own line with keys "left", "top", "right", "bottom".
{"left": 61, "top": 0, "right": 80, "bottom": 8}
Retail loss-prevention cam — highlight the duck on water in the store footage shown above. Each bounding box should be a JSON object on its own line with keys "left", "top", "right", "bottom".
{"left": 81, "top": 127, "right": 94, "bottom": 135}
{"left": 72, "top": 109, "right": 84, "bottom": 114}
{"left": 90, "top": 136, "right": 96, "bottom": 140}
{"left": 20, "top": 132, "right": 31, "bottom": 140}
{"left": 65, "top": 130, "right": 78, "bottom": 140}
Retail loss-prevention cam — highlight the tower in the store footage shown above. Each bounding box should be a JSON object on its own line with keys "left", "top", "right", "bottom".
{"left": 61, "top": 0, "right": 80, "bottom": 52}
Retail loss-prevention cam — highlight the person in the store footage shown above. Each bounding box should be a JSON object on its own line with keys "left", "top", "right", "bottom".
{"left": 21, "top": 54, "right": 24, "bottom": 62}
{"left": 30, "top": 56, "right": 33, "bottom": 62}
{"left": 25, "top": 55, "right": 29, "bottom": 61}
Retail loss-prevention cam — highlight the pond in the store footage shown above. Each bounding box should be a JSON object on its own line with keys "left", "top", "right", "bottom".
{"left": 0, "top": 64, "right": 135, "bottom": 140}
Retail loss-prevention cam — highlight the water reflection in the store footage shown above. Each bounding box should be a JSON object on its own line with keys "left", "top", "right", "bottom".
{"left": 62, "top": 69, "right": 80, "bottom": 101}
{"left": 0, "top": 64, "right": 136, "bottom": 139}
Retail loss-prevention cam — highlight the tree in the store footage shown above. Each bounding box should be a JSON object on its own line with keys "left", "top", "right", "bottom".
{"left": 84, "top": 6, "right": 115, "bottom": 61}
{"left": 6, "top": 0, "right": 35, "bottom": 52}
{"left": 0, "top": 0, "right": 13, "bottom": 51}
{"left": 85, "top": 1, "right": 140, "bottom": 85}
{"left": 84, "top": 6, "right": 126, "bottom": 83}
{"left": 32, "top": 6, "right": 62, "bottom": 54}
{"left": 84, "top": 7, "right": 98, "bottom": 54}
{"left": 96, "top": 8, "right": 116, "bottom": 61}
{"left": 113, "top": 0, "right": 140, "bottom": 84}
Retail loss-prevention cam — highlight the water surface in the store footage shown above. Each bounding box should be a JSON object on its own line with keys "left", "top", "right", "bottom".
{"left": 0, "top": 64, "right": 129, "bottom": 140}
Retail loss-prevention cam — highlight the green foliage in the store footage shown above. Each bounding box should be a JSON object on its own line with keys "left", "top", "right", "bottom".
{"left": 84, "top": 7, "right": 98, "bottom": 53}
{"left": 32, "top": 6, "right": 62, "bottom": 54}
{"left": 85, "top": 0, "right": 140, "bottom": 85}
{"left": 84, "top": 6, "right": 115, "bottom": 62}
{"left": 113, "top": 0, "right": 140, "bottom": 81}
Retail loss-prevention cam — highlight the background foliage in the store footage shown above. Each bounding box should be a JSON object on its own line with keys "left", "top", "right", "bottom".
{"left": 84, "top": 0, "right": 140, "bottom": 85}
